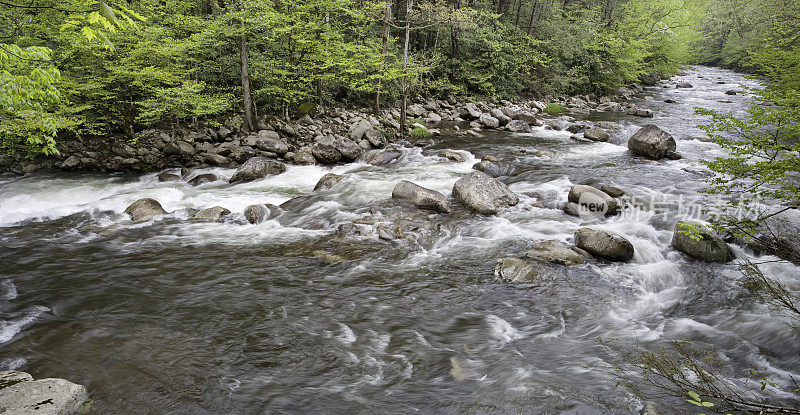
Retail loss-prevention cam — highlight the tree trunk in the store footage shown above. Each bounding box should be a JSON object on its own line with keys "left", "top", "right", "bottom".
{"left": 449, "top": 0, "right": 461, "bottom": 82}
{"left": 400, "top": 0, "right": 413, "bottom": 138}
{"left": 239, "top": 16, "right": 256, "bottom": 131}
{"left": 374, "top": 3, "right": 391, "bottom": 114}
{"left": 527, "top": 0, "right": 539, "bottom": 35}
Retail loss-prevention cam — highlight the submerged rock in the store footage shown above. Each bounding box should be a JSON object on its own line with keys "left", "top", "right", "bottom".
{"left": 392, "top": 180, "right": 451, "bottom": 213}
{"left": 192, "top": 206, "right": 231, "bottom": 222}
{"left": 525, "top": 240, "right": 585, "bottom": 266}
{"left": 452, "top": 171, "right": 519, "bottom": 215}
{"left": 627, "top": 125, "right": 679, "bottom": 160}
{"left": 229, "top": 157, "right": 286, "bottom": 183}
{"left": 157, "top": 171, "right": 180, "bottom": 182}
{"left": 600, "top": 185, "right": 625, "bottom": 198}
{"left": 438, "top": 150, "right": 465, "bottom": 162}
{"left": 243, "top": 204, "right": 279, "bottom": 224}
{"left": 314, "top": 173, "right": 344, "bottom": 191}
{"left": 494, "top": 257, "right": 559, "bottom": 283}
{"left": 567, "top": 184, "right": 619, "bottom": 216}
{"left": 472, "top": 160, "right": 508, "bottom": 177}
{"left": 367, "top": 148, "right": 402, "bottom": 166}
{"left": 672, "top": 222, "right": 735, "bottom": 263}
{"left": 124, "top": 198, "right": 167, "bottom": 221}
{"left": 0, "top": 373, "right": 88, "bottom": 415}
{"left": 187, "top": 173, "right": 219, "bottom": 186}
{"left": 583, "top": 127, "right": 610, "bottom": 142}
{"left": 574, "top": 228, "right": 634, "bottom": 262}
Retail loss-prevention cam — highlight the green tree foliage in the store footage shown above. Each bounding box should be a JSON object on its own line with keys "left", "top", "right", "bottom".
{"left": 696, "top": 0, "right": 800, "bottom": 244}
{"left": 3, "top": 0, "right": 711, "bottom": 151}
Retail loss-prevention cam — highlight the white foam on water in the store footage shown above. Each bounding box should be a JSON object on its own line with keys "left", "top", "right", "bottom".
{"left": 0, "top": 279, "right": 17, "bottom": 301}
{"left": 336, "top": 323, "right": 357, "bottom": 346}
{"left": 0, "top": 305, "right": 49, "bottom": 344}
{"left": 486, "top": 314, "right": 524, "bottom": 346}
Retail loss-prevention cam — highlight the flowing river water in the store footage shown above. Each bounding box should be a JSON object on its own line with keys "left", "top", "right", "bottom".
{"left": 1, "top": 66, "right": 798, "bottom": 414}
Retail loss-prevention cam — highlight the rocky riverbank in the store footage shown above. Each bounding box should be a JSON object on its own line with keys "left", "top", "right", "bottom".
{"left": 0, "top": 371, "right": 88, "bottom": 414}
{"left": 0, "top": 84, "right": 659, "bottom": 175}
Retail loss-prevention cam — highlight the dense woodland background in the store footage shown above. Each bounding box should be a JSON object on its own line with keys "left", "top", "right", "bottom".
{"left": 1, "top": 0, "right": 797, "bottom": 154}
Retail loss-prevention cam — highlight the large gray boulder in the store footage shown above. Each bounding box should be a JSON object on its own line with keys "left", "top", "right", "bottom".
{"left": 0, "top": 375, "right": 88, "bottom": 415}
{"left": 525, "top": 240, "right": 585, "bottom": 266}
{"left": 583, "top": 127, "right": 610, "bottom": 142}
{"left": 192, "top": 206, "right": 231, "bottom": 222}
{"left": 367, "top": 148, "right": 402, "bottom": 166}
{"left": 243, "top": 204, "right": 279, "bottom": 224}
{"left": 506, "top": 120, "right": 532, "bottom": 133}
{"left": 187, "top": 173, "right": 219, "bottom": 186}
{"left": 349, "top": 118, "right": 373, "bottom": 141}
{"left": 364, "top": 129, "right": 387, "bottom": 148}
{"left": 472, "top": 160, "right": 509, "bottom": 178}
{"left": 461, "top": 103, "right": 482, "bottom": 120}
{"left": 392, "top": 180, "right": 451, "bottom": 213}
{"left": 157, "top": 171, "right": 180, "bottom": 182}
{"left": 479, "top": 113, "right": 500, "bottom": 129}
{"left": 335, "top": 138, "right": 362, "bottom": 161}
{"left": 452, "top": 171, "right": 519, "bottom": 215}
{"left": 494, "top": 257, "right": 560, "bottom": 283}
{"left": 0, "top": 371, "right": 33, "bottom": 389}
{"left": 627, "top": 125, "right": 679, "bottom": 160}
{"left": 574, "top": 228, "right": 634, "bottom": 262}
{"left": 124, "top": 198, "right": 167, "bottom": 221}
{"left": 314, "top": 173, "right": 344, "bottom": 191}
{"left": 311, "top": 142, "right": 342, "bottom": 164}
{"left": 673, "top": 222, "right": 735, "bottom": 263}
{"left": 229, "top": 157, "right": 286, "bottom": 183}
{"left": 253, "top": 132, "right": 288, "bottom": 155}
{"left": 567, "top": 184, "right": 618, "bottom": 216}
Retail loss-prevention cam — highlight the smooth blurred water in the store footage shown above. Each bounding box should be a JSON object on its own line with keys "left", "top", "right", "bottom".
{"left": 1, "top": 66, "right": 798, "bottom": 414}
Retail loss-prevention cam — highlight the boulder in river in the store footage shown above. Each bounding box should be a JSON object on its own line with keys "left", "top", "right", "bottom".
{"left": 243, "top": 204, "right": 279, "bottom": 224}
{"left": 461, "top": 103, "right": 482, "bottom": 120}
{"left": 600, "top": 185, "right": 625, "bottom": 198}
{"left": 188, "top": 173, "right": 219, "bottom": 186}
{"left": 672, "top": 222, "right": 735, "bottom": 263}
{"left": 0, "top": 372, "right": 88, "bottom": 415}
{"left": 124, "top": 198, "right": 167, "bottom": 221}
{"left": 229, "top": 157, "right": 286, "bottom": 183}
{"left": 479, "top": 113, "right": 500, "bottom": 129}
{"left": 627, "top": 124, "right": 680, "bottom": 160}
{"left": 364, "top": 129, "right": 387, "bottom": 148}
{"left": 676, "top": 82, "right": 694, "bottom": 88}
{"left": 367, "top": 148, "right": 402, "bottom": 166}
{"left": 567, "top": 184, "right": 619, "bottom": 216}
{"left": 311, "top": 142, "right": 342, "bottom": 165}
{"left": 314, "top": 173, "right": 344, "bottom": 191}
{"left": 438, "top": 150, "right": 465, "bottom": 162}
{"left": 472, "top": 160, "right": 508, "bottom": 177}
{"left": 494, "top": 257, "right": 560, "bottom": 283}
{"left": 525, "top": 240, "right": 585, "bottom": 266}
{"left": 192, "top": 206, "right": 231, "bottom": 222}
{"left": 574, "top": 227, "right": 634, "bottom": 262}
{"left": 506, "top": 120, "right": 532, "bottom": 133}
{"left": 452, "top": 171, "right": 519, "bottom": 215}
{"left": 392, "top": 180, "right": 451, "bottom": 213}
{"left": 583, "top": 127, "right": 610, "bottom": 142}
{"left": 157, "top": 171, "right": 181, "bottom": 182}
{"left": 335, "top": 138, "right": 362, "bottom": 161}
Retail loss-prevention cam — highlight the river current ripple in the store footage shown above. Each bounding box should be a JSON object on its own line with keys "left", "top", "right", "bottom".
{"left": 1, "top": 66, "right": 798, "bottom": 414}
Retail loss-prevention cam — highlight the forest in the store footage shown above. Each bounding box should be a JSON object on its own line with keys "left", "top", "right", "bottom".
{"left": 4, "top": 0, "right": 792, "bottom": 153}
{"left": 1, "top": 0, "right": 799, "bottom": 414}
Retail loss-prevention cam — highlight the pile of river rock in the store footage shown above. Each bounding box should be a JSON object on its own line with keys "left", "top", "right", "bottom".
{"left": 1, "top": 82, "right": 662, "bottom": 175}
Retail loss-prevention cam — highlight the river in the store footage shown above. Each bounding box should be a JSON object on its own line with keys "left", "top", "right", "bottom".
{"left": 1, "top": 66, "right": 798, "bottom": 414}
